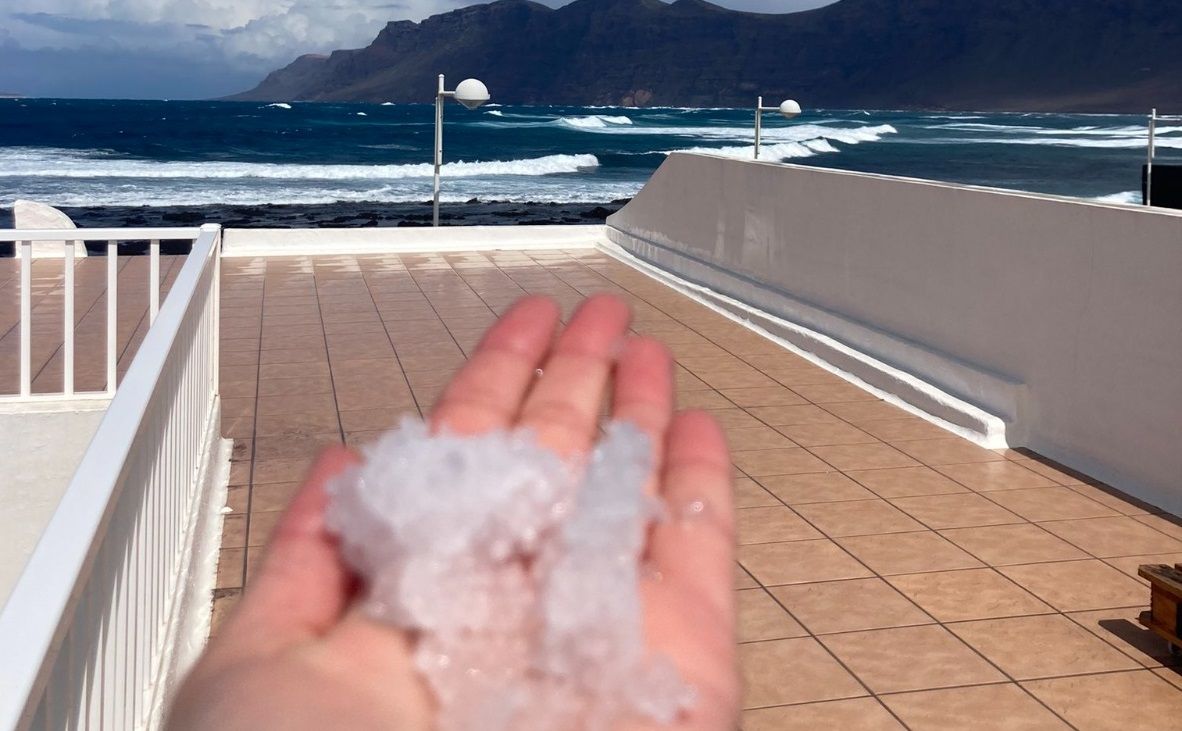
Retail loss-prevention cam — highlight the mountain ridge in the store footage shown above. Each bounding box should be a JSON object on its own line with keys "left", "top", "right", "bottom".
{"left": 229, "top": 0, "right": 1182, "bottom": 112}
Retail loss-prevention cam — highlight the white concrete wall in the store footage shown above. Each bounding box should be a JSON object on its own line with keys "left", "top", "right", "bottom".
{"left": 607, "top": 153, "right": 1182, "bottom": 513}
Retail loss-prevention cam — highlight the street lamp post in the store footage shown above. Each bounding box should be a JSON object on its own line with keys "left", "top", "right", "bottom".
{"left": 753, "top": 96, "right": 802, "bottom": 160}
{"left": 434, "top": 74, "right": 491, "bottom": 226}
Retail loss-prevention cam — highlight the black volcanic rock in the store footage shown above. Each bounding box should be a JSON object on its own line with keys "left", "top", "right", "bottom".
{"left": 230, "top": 0, "right": 1182, "bottom": 112}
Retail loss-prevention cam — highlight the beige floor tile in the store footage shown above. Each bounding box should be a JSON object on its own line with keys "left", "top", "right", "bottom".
{"left": 810, "top": 443, "right": 919, "bottom": 471}
{"left": 935, "top": 461, "right": 1059, "bottom": 491}
{"left": 770, "top": 578, "right": 931, "bottom": 635}
{"left": 792, "top": 381, "right": 880, "bottom": 404}
{"left": 999, "top": 560, "right": 1146, "bottom": 611}
{"left": 1133, "top": 513, "right": 1182, "bottom": 541}
{"left": 737, "top": 506, "right": 823, "bottom": 544}
{"left": 847, "top": 466, "right": 968, "bottom": 498}
{"left": 254, "top": 408, "right": 341, "bottom": 438}
{"left": 890, "top": 493, "right": 1024, "bottom": 529}
{"left": 1014, "top": 458, "right": 1091, "bottom": 485}
{"left": 758, "top": 472, "right": 879, "bottom": 505}
{"left": 1023, "top": 670, "right": 1182, "bottom": 731}
{"left": 216, "top": 548, "right": 245, "bottom": 590}
{"left": 1065, "top": 483, "right": 1154, "bottom": 516}
{"left": 220, "top": 514, "right": 246, "bottom": 549}
{"left": 253, "top": 432, "right": 340, "bottom": 461}
{"left": 940, "top": 524, "right": 1089, "bottom": 566}
{"left": 1102, "top": 553, "right": 1182, "bottom": 584}
{"left": 253, "top": 455, "right": 318, "bottom": 484}
{"left": 882, "top": 684, "right": 1071, "bottom": 730}
{"left": 776, "top": 421, "right": 879, "bottom": 447}
{"left": 225, "top": 484, "right": 248, "bottom": 514}
{"left": 949, "top": 614, "right": 1141, "bottom": 679}
{"left": 823, "top": 400, "right": 911, "bottom": 424}
{"left": 1040, "top": 516, "right": 1182, "bottom": 558}
{"left": 734, "top": 477, "right": 781, "bottom": 508}
{"left": 743, "top": 698, "right": 904, "bottom": 731}
{"left": 857, "top": 418, "right": 956, "bottom": 443}
{"left": 719, "top": 386, "right": 807, "bottom": 407}
{"left": 888, "top": 568, "right": 1053, "bottom": 622}
{"left": 739, "top": 638, "right": 867, "bottom": 708}
{"left": 247, "top": 510, "right": 283, "bottom": 548}
{"left": 209, "top": 588, "right": 241, "bottom": 637}
{"left": 250, "top": 481, "right": 301, "bottom": 512}
{"left": 794, "top": 499, "right": 925, "bottom": 537}
{"left": 732, "top": 448, "right": 832, "bottom": 477}
{"left": 338, "top": 407, "right": 419, "bottom": 432}
{"left": 1156, "top": 667, "right": 1182, "bottom": 689}
{"left": 894, "top": 438, "right": 1008, "bottom": 466}
{"left": 737, "top": 588, "right": 807, "bottom": 643}
{"left": 675, "top": 389, "right": 734, "bottom": 410}
{"left": 838, "top": 531, "right": 983, "bottom": 575}
{"left": 821, "top": 625, "right": 1005, "bottom": 693}
{"left": 745, "top": 404, "right": 842, "bottom": 426}
{"left": 1067, "top": 607, "right": 1182, "bottom": 668}
{"left": 696, "top": 369, "right": 781, "bottom": 390}
{"left": 726, "top": 426, "right": 799, "bottom": 451}
{"left": 984, "top": 486, "right": 1119, "bottom": 522}
{"left": 704, "top": 408, "right": 766, "bottom": 430}
{"left": 739, "top": 539, "right": 873, "bottom": 586}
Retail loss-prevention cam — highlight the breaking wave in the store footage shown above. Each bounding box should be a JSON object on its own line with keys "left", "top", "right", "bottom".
{"left": 1093, "top": 191, "right": 1142, "bottom": 205}
{"left": 0, "top": 148, "right": 600, "bottom": 180}
{"left": 557, "top": 115, "right": 634, "bottom": 129}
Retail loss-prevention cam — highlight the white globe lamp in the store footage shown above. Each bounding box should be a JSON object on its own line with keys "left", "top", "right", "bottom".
{"left": 454, "top": 78, "right": 491, "bottom": 110}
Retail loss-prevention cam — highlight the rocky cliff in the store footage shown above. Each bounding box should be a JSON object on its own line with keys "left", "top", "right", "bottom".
{"left": 229, "top": 0, "right": 1182, "bottom": 112}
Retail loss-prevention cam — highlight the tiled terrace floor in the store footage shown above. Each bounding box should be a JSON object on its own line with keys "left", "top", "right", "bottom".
{"left": 0, "top": 255, "right": 183, "bottom": 394}
{"left": 212, "top": 249, "right": 1182, "bottom": 730}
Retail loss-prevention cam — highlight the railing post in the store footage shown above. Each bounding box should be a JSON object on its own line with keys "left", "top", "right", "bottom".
{"left": 64, "top": 241, "right": 75, "bottom": 395}
{"left": 107, "top": 240, "right": 118, "bottom": 395}
{"left": 150, "top": 239, "right": 160, "bottom": 325}
{"left": 19, "top": 240, "right": 32, "bottom": 397}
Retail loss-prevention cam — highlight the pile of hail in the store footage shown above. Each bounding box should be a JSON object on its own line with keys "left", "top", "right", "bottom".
{"left": 325, "top": 418, "right": 694, "bottom": 731}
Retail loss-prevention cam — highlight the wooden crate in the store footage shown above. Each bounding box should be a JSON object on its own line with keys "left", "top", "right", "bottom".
{"left": 1138, "top": 563, "right": 1182, "bottom": 656}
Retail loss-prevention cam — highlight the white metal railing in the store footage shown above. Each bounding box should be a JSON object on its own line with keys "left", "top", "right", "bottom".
{"left": 0, "top": 223, "right": 223, "bottom": 730}
{"left": 0, "top": 228, "right": 205, "bottom": 402}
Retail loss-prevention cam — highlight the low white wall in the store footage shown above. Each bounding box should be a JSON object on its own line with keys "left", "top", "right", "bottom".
{"left": 607, "top": 153, "right": 1182, "bottom": 513}
{"left": 222, "top": 224, "right": 604, "bottom": 257}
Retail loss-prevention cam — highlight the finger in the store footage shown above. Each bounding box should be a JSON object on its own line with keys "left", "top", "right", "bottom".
{"left": 430, "top": 295, "right": 559, "bottom": 435}
{"left": 611, "top": 336, "right": 674, "bottom": 473}
{"left": 517, "top": 294, "right": 632, "bottom": 455}
{"left": 647, "top": 411, "right": 735, "bottom": 623}
{"left": 213, "top": 446, "right": 359, "bottom": 658}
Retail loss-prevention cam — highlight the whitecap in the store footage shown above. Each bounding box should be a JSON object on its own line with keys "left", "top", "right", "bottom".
{"left": 265, "top": 102, "right": 292, "bottom": 109}
{"left": 0, "top": 147, "right": 600, "bottom": 181}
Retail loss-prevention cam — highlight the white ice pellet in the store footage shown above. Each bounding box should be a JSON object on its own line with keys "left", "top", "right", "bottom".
{"left": 325, "top": 417, "right": 694, "bottom": 731}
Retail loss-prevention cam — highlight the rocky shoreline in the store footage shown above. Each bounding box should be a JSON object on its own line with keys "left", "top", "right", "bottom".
{"left": 1, "top": 200, "right": 629, "bottom": 231}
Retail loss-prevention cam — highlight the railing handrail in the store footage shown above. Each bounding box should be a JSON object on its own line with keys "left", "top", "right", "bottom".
{"left": 0, "top": 223, "right": 221, "bottom": 730}
{"left": 0, "top": 227, "right": 203, "bottom": 242}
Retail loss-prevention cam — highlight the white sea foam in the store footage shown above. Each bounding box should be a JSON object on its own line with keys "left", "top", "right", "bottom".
{"left": 487, "top": 109, "right": 505, "bottom": 116}
{"left": 265, "top": 102, "right": 292, "bottom": 109}
{"left": 558, "top": 114, "right": 634, "bottom": 129}
{"left": 0, "top": 148, "right": 600, "bottom": 181}
{"left": 1094, "top": 191, "right": 1142, "bottom": 205}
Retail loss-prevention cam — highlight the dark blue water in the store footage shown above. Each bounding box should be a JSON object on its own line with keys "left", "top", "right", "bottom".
{"left": 1, "top": 98, "right": 1177, "bottom": 208}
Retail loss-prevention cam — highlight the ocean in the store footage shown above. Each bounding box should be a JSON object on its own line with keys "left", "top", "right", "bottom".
{"left": 1, "top": 98, "right": 1178, "bottom": 217}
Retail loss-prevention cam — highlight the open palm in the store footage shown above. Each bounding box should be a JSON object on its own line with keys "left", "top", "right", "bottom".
{"left": 169, "top": 294, "right": 738, "bottom": 731}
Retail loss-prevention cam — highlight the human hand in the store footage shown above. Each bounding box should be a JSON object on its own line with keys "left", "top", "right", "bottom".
{"left": 168, "top": 294, "right": 738, "bottom": 730}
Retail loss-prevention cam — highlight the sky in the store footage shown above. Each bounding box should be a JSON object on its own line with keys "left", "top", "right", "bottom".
{"left": 0, "top": 0, "right": 836, "bottom": 99}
